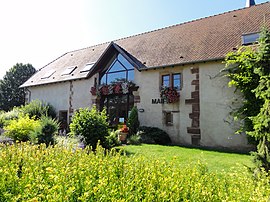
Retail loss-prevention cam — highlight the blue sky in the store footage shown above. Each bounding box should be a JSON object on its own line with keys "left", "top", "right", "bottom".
{"left": 0, "top": 0, "right": 268, "bottom": 78}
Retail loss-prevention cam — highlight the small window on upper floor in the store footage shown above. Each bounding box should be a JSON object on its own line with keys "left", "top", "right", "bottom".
{"left": 80, "top": 63, "right": 95, "bottom": 73}
{"left": 242, "top": 32, "right": 260, "bottom": 45}
{"left": 161, "top": 73, "right": 181, "bottom": 90}
{"left": 162, "top": 75, "right": 170, "bottom": 87}
{"left": 41, "top": 69, "right": 56, "bottom": 79}
{"left": 173, "top": 73, "right": 181, "bottom": 90}
{"left": 61, "top": 66, "right": 77, "bottom": 76}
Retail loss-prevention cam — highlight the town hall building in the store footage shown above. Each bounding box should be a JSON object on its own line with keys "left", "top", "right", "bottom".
{"left": 21, "top": 1, "right": 270, "bottom": 150}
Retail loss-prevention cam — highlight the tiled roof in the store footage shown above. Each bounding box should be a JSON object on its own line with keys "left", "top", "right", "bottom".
{"left": 21, "top": 2, "right": 270, "bottom": 87}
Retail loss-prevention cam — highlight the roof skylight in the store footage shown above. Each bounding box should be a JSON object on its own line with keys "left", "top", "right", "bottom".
{"left": 242, "top": 32, "right": 260, "bottom": 45}
{"left": 61, "top": 66, "right": 77, "bottom": 76}
{"left": 41, "top": 70, "right": 56, "bottom": 79}
{"left": 80, "top": 63, "right": 95, "bottom": 73}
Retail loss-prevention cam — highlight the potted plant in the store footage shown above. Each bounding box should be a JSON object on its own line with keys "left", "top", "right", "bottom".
{"left": 118, "top": 124, "right": 129, "bottom": 143}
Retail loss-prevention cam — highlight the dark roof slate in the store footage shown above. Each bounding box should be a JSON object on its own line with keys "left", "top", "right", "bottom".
{"left": 22, "top": 2, "right": 270, "bottom": 87}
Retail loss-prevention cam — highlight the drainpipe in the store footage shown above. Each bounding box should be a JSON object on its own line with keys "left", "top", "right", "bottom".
{"left": 24, "top": 88, "right": 31, "bottom": 104}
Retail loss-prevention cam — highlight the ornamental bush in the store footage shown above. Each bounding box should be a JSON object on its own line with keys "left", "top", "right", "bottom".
{"left": 139, "top": 126, "right": 171, "bottom": 145}
{"left": 32, "top": 116, "right": 60, "bottom": 146}
{"left": 3, "top": 115, "right": 40, "bottom": 142}
{"left": 0, "top": 107, "right": 21, "bottom": 128}
{"left": 69, "top": 107, "right": 109, "bottom": 149}
{"left": 127, "top": 106, "right": 140, "bottom": 136}
{"left": 20, "top": 99, "right": 57, "bottom": 119}
{"left": 0, "top": 143, "right": 269, "bottom": 201}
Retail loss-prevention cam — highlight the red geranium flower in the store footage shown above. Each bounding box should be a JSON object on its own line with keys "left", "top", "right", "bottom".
{"left": 114, "top": 83, "right": 122, "bottom": 94}
{"left": 120, "top": 125, "right": 129, "bottom": 133}
{"left": 101, "top": 86, "right": 109, "bottom": 95}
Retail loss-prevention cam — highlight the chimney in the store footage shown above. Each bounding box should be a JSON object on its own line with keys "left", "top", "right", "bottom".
{"left": 246, "top": 0, "right": 256, "bottom": 7}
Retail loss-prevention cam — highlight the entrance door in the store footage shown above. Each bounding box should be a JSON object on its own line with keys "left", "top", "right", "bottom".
{"left": 101, "top": 94, "right": 134, "bottom": 125}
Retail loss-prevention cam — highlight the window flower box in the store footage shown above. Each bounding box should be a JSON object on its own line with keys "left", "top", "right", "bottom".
{"left": 160, "top": 86, "right": 180, "bottom": 103}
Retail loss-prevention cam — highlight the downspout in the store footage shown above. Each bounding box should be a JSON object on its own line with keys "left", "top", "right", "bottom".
{"left": 24, "top": 87, "right": 31, "bottom": 104}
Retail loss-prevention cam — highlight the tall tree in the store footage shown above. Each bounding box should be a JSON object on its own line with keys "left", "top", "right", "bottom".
{"left": 225, "top": 27, "right": 270, "bottom": 172}
{"left": 0, "top": 63, "right": 36, "bottom": 111}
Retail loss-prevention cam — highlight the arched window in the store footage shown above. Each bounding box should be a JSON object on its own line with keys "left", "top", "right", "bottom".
{"left": 100, "top": 53, "right": 134, "bottom": 84}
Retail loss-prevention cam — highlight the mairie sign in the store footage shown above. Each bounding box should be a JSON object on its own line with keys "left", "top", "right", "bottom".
{"left": 152, "top": 98, "right": 167, "bottom": 104}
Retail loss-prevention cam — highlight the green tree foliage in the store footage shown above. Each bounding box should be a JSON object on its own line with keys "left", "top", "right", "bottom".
{"left": 225, "top": 47, "right": 261, "bottom": 133}
{"left": 0, "top": 63, "right": 36, "bottom": 111}
{"left": 127, "top": 106, "right": 140, "bottom": 136}
{"left": 225, "top": 27, "right": 270, "bottom": 171}
{"left": 69, "top": 107, "right": 109, "bottom": 149}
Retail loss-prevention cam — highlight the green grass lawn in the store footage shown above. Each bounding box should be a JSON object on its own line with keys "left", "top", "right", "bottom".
{"left": 119, "top": 144, "right": 253, "bottom": 172}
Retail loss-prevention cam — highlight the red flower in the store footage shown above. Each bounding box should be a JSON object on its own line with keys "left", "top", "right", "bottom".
{"left": 101, "top": 86, "right": 109, "bottom": 95}
{"left": 120, "top": 125, "right": 129, "bottom": 133}
{"left": 160, "top": 86, "right": 180, "bottom": 103}
{"left": 114, "top": 83, "right": 122, "bottom": 94}
{"left": 90, "top": 87, "right": 96, "bottom": 95}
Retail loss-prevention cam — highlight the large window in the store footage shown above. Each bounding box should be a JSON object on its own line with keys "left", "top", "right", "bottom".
{"left": 100, "top": 54, "right": 134, "bottom": 85}
{"left": 99, "top": 53, "right": 135, "bottom": 125}
{"left": 161, "top": 73, "right": 181, "bottom": 90}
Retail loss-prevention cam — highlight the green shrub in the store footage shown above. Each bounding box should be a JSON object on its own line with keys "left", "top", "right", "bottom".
{"left": 54, "top": 135, "right": 86, "bottom": 149}
{"left": 0, "top": 107, "right": 21, "bottom": 128}
{"left": 20, "top": 100, "right": 56, "bottom": 119}
{"left": 32, "top": 116, "right": 59, "bottom": 146}
{"left": 127, "top": 106, "right": 140, "bottom": 136}
{"left": 69, "top": 107, "right": 109, "bottom": 149}
{"left": 105, "top": 130, "right": 121, "bottom": 148}
{"left": 3, "top": 115, "right": 41, "bottom": 142}
{"left": 139, "top": 126, "right": 171, "bottom": 145}
{"left": 127, "top": 133, "right": 142, "bottom": 145}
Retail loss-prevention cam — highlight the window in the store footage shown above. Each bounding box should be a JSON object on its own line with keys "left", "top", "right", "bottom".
{"left": 164, "top": 111, "right": 173, "bottom": 126}
{"left": 162, "top": 75, "right": 170, "bottom": 87}
{"left": 80, "top": 63, "right": 95, "bottom": 73}
{"left": 242, "top": 32, "right": 260, "bottom": 45}
{"left": 41, "top": 69, "right": 56, "bottom": 79}
{"left": 173, "top": 73, "right": 181, "bottom": 90}
{"left": 161, "top": 73, "right": 181, "bottom": 90}
{"left": 100, "top": 53, "right": 134, "bottom": 85}
{"left": 61, "top": 66, "right": 77, "bottom": 76}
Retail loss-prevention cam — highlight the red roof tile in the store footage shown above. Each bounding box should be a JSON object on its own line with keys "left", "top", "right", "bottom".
{"left": 21, "top": 2, "right": 270, "bottom": 87}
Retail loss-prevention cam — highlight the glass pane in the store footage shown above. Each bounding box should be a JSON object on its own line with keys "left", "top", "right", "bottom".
{"left": 128, "top": 70, "right": 134, "bottom": 81}
{"left": 80, "top": 63, "right": 95, "bottom": 73}
{"left": 118, "top": 54, "right": 133, "bottom": 70}
{"left": 41, "top": 70, "right": 56, "bottom": 79}
{"left": 173, "top": 73, "right": 181, "bottom": 90}
{"left": 107, "top": 71, "right": 126, "bottom": 84}
{"left": 242, "top": 33, "right": 259, "bottom": 45}
{"left": 62, "top": 66, "right": 76, "bottom": 76}
{"left": 100, "top": 75, "right": 106, "bottom": 85}
{"left": 108, "top": 60, "right": 126, "bottom": 73}
{"left": 162, "top": 75, "right": 170, "bottom": 87}
{"left": 104, "top": 94, "right": 134, "bottom": 125}
{"left": 128, "top": 95, "right": 134, "bottom": 111}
